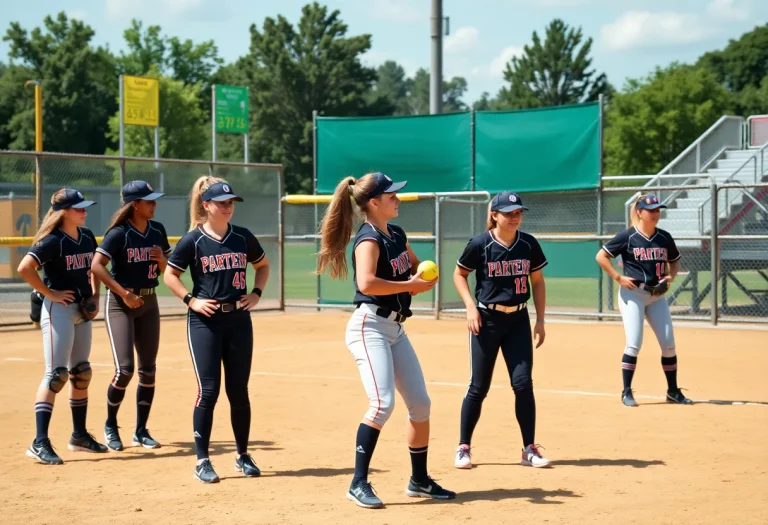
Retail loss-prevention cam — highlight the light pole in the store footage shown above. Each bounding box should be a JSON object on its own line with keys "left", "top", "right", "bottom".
{"left": 25, "top": 80, "right": 43, "bottom": 227}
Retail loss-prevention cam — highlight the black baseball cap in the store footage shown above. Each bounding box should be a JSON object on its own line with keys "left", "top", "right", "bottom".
{"left": 202, "top": 182, "right": 243, "bottom": 202}
{"left": 52, "top": 189, "right": 96, "bottom": 211}
{"left": 122, "top": 180, "right": 165, "bottom": 203}
{"left": 491, "top": 191, "right": 528, "bottom": 212}
{"left": 365, "top": 172, "right": 407, "bottom": 200}
{"left": 636, "top": 194, "right": 667, "bottom": 210}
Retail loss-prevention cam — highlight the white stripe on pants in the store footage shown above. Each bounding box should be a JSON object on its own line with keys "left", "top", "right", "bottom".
{"left": 345, "top": 303, "right": 431, "bottom": 426}
{"left": 618, "top": 287, "right": 676, "bottom": 357}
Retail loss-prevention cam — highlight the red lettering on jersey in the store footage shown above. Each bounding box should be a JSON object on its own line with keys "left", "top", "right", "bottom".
{"left": 201, "top": 256, "right": 210, "bottom": 273}
{"left": 389, "top": 250, "right": 412, "bottom": 276}
{"left": 65, "top": 252, "right": 93, "bottom": 271}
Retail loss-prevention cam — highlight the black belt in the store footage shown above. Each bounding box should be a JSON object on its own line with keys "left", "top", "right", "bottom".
{"left": 126, "top": 287, "right": 156, "bottom": 297}
{"left": 357, "top": 304, "right": 407, "bottom": 323}
{"left": 479, "top": 302, "right": 527, "bottom": 313}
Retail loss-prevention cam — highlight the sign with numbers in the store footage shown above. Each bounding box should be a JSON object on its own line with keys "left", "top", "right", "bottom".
{"left": 123, "top": 75, "right": 159, "bottom": 127}
{"left": 214, "top": 85, "right": 249, "bottom": 134}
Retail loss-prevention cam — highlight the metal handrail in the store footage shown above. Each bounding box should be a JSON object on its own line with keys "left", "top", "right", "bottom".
{"left": 696, "top": 142, "right": 768, "bottom": 234}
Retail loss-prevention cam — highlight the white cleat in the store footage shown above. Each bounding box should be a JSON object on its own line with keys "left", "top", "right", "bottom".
{"left": 454, "top": 445, "right": 472, "bottom": 469}
{"left": 521, "top": 444, "right": 551, "bottom": 468}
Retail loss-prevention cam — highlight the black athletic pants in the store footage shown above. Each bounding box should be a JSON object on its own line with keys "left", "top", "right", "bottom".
{"left": 187, "top": 309, "right": 253, "bottom": 459}
{"left": 459, "top": 307, "right": 536, "bottom": 447}
{"left": 105, "top": 290, "right": 160, "bottom": 431}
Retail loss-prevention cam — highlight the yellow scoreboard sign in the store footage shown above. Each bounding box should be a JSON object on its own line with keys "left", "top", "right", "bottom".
{"left": 123, "top": 75, "right": 159, "bottom": 127}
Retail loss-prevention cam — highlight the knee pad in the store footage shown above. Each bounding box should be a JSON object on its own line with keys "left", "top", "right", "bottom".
{"left": 661, "top": 347, "right": 676, "bottom": 358}
{"left": 113, "top": 366, "right": 134, "bottom": 388}
{"left": 624, "top": 346, "right": 640, "bottom": 358}
{"left": 407, "top": 395, "right": 431, "bottom": 423}
{"left": 367, "top": 392, "right": 395, "bottom": 427}
{"left": 47, "top": 367, "right": 69, "bottom": 393}
{"left": 137, "top": 366, "right": 155, "bottom": 387}
{"left": 69, "top": 362, "right": 92, "bottom": 390}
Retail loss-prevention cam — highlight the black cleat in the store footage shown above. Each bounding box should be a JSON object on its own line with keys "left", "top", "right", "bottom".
{"left": 68, "top": 432, "right": 108, "bottom": 453}
{"left": 132, "top": 428, "right": 161, "bottom": 449}
{"left": 26, "top": 438, "right": 63, "bottom": 465}
{"left": 234, "top": 454, "right": 261, "bottom": 477}
{"left": 104, "top": 425, "right": 123, "bottom": 451}
{"left": 347, "top": 480, "right": 384, "bottom": 508}
{"left": 667, "top": 388, "right": 694, "bottom": 405}
{"left": 622, "top": 389, "right": 638, "bottom": 407}
{"left": 194, "top": 459, "right": 220, "bottom": 483}
{"left": 405, "top": 476, "right": 456, "bottom": 500}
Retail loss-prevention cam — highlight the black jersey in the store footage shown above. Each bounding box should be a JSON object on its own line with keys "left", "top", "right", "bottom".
{"left": 96, "top": 220, "right": 171, "bottom": 289}
{"left": 457, "top": 230, "right": 547, "bottom": 306}
{"left": 28, "top": 227, "right": 98, "bottom": 302}
{"left": 352, "top": 222, "right": 412, "bottom": 317}
{"left": 167, "top": 224, "right": 265, "bottom": 303}
{"left": 602, "top": 226, "right": 681, "bottom": 285}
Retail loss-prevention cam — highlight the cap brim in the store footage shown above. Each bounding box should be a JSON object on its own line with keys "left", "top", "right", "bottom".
{"left": 209, "top": 194, "right": 244, "bottom": 202}
{"left": 642, "top": 203, "right": 667, "bottom": 210}
{"left": 140, "top": 192, "right": 165, "bottom": 201}
{"left": 383, "top": 180, "right": 407, "bottom": 193}
{"left": 70, "top": 201, "right": 96, "bottom": 209}
{"left": 496, "top": 204, "right": 528, "bottom": 212}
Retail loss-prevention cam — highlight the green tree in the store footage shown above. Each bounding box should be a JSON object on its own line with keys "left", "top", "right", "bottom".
{"left": 106, "top": 68, "right": 207, "bottom": 160}
{"left": 0, "top": 63, "right": 35, "bottom": 151}
{"left": 2, "top": 12, "right": 117, "bottom": 154}
{"left": 604, "top": 64, "right": 732, "bottom": 176}
{"left": 242, "top": 2, "right": 382, "bottom": 193}
{"left": 404, "top": 68, "right": 468, "bottom": 114}
{"left": 698, "top": 24, "right": 768, "bottom": 93}
{"left": 737, "top": 75, "right": 768, "bottom": 120}
{"left": 370, "top": 60, "right": 410, "bottom": 115}
{"left": 496, "top": 19, "right": 610, "bottom": 109}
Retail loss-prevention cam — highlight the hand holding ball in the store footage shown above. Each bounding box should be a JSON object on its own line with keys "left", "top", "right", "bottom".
{"left": 417, "top": 260, "right": 439, "bottom": 281}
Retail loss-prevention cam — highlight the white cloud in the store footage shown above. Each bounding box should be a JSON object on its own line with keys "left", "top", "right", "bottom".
{"left": 106, "top": 0, "right": 206, "bottom": 20}
{"left": 445, "top": 27, "right": 479, "bottom": 54}
{"left": 471, "top": 46, "right": 524, "bottom": 79}
{"left": 706, "top": 0, "right": 749, "bottom": 21}
{"left": 372, "top": 0, "right": 423, "bottom": 23}
{"left": 535, "top": 0, "right": 595, "bottom": 7}
{"left": 167, "top": 0, "right": 204, "bottom": 15}
{"left": 600, "top": 11, "right": 717, "bottom": 51}
{"left": 66, "top": 10, "right": 87, "bottom": 21}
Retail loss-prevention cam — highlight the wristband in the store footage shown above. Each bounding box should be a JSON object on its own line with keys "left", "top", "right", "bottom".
{"left": 183, "top": 293, "right": 193, "bottom": 305}
{"left": 252, "top": 287, "right": 263, "bottom": 297}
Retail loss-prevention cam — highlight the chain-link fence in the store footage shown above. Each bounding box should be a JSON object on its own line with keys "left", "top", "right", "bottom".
{"left": 0, "top": 150, "right": 283, "bottom": 326}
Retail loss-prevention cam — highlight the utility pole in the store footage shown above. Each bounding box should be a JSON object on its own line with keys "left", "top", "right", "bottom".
{"left": 430, "top": 0, "right": 443, "bottom": 114}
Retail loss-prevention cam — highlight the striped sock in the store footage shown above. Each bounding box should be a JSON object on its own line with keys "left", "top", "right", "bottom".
{"left": 35, "top": 402, "right": 53, "bottom": 442}
{"left": 409, "top": 446, "right": 429, "bottom": 484}
{"left": 106, "top": 385, "right": 126, "bottom": 427}
{"left": 622, "top": 354, "right": 638, "bottom": 391}
{"left": 662, "top": 356, "right": 678, "bottom": 391}
{"left": 70, "top": 398, "right": 88, "bottom": 436}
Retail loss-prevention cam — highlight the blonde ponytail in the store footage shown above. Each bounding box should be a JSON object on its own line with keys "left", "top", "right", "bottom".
{"left": 316, "top": 173, "right": 379, "bottom": 279}
{"left": 189, "top": 175, "right": 225, "bottom": 230}
{"left": 629, "top": 195, "right": 642, "bottom": 227}
{"left": 485, "top": 199, "right": 496, "bottom": 231}
{"left": 31, "top": 189, "right": 68, "bottom": 245}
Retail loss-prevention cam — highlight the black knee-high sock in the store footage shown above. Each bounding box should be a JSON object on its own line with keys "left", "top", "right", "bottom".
{"left": 231, "top": 405, "right": 251, "bottom": 455}
{"left": 622, "top": 354, "right": 638, "bottom": 390}
{"left": 459, "top": 395, "right": 484, "bottom": 446}
{"left": 514, "top": 388, "right": 536, "bottom": 446}
{"left": 35, "top": 402, "right": 53, "bottom": 442}
{"left": 70, "top": 398, "right": 88, "bottom": 436}
{"left": 662, "top": 356, "right": 678, "bottom": 391}
{"left": 352, "top": 423, "right": 380, "bottom": 484}
{"left": 409, "top": 446, "right": 429, "bottom": 483}
{"left": 193, "top": 406, "right": 214, "bottom": 459}
{"left": 136, "top": 386, "right": 155, "bottom": 432}
{"left": 106, "top": 385, "right": 126, "bottom": 427}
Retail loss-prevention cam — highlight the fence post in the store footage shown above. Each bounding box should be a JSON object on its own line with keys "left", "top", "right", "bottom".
{"left": 278, "top": 167, "right": 285, "bottom": 311}
{"left": 35, "top": 154, "right": 43, "bottom": 228}
{"left": 710, "top": 181, "right": 719, "bottom": 325}
{"left": 434, "top": 197, "right": 441, "bottom": 320}
{"left": 312, "top": 110, "right": 321, "bottom": 310}
{"left": 470, "top": 109, "right": 476, "bottom": 235}
{"left": 597, "top": 94, "right": 604, "bottom": 316}
{"left": 119, "top": 158, "right": 126, "bottom": 189}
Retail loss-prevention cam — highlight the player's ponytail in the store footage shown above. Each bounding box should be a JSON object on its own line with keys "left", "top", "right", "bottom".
{"left": 316, "top": 173, "right": 379, "bottom": 279}
{"left": 105, "top": 203, "right": 134, "bottom": 233}
{"left": 31, "top": 189, "right": 69, "bottom": 245}
{"left": 189, "top": 175, "right": 225, "bottom": 230}
{"left": 629, "top": 194, "right": 642, "bottom": 227}
{"left": 485, "top": 199, "right": 496, "bottom": 231}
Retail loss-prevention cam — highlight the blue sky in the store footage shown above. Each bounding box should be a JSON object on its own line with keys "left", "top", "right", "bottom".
{"left": 2, "top": 0, "right": 766, "bottom": 104}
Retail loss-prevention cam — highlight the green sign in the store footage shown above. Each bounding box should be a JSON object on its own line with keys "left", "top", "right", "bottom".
{"left": 214, "top": 85, "right": 249, "bottom": 134}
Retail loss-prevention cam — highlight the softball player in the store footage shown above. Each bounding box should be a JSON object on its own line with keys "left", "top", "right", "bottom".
{"left": 17, "top": 189, "right": 108, "bottom": 465}
{"left": 163, "top": 176, "right": 269, "bottom": 484}
{"left": 453, "top": 191, "right": 550, "bottom": 470}
{"left": 90, "top": 181, "right": 170, "bottom": 451}
{"left": 316, "top": 172, "right": 456, "bottom": 509}
{"left": 596, "top": 193, "right": 693, "bottom": 407}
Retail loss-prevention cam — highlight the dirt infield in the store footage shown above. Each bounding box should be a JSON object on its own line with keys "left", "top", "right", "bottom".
{"left": 1, "top": 311, "right": 766, "bottom": 524}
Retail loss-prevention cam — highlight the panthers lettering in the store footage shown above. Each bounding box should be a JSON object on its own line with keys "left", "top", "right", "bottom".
{"left": 458, "top": 230, "right": 547, "bottom": 306}
{"left": 66, "top": 252, "right": 94, "bottom": 271}
{"left": 97, "top": 220, "right": 171, "bottom": 290}
{"left": 28, "top": 227, "right": 98, "bottom": 302}
{"left": 167, "top": 225, "right": 265, "bottom": 303}
{"left": 602, "top": 226, "right": 680, "bottom": 285}
{"left": 352, "top": 222, "right": 413, "bottom": 317}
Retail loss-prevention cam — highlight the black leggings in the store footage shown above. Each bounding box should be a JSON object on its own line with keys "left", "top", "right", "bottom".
{"left": 187, "top": 309, "right": 253, "bottom": 459}
{"left": 459, "top": 307, "right": 536, "bottom": 447}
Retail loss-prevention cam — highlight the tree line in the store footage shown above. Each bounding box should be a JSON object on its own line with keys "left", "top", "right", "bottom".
{"left": 1, "top": 3, "right": 766, "bottom": 193}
